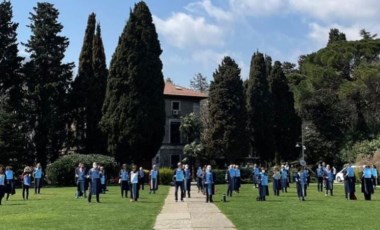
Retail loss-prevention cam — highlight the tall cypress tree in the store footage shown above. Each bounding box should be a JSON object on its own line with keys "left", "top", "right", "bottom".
{"left": 101, "top": 2, "right": 165, "bottom": 165}
{"left": 71, "top": 13, "right": 96, "bottom": 153}
{"left": 246, "top": 52, "right": 275, "bottom": 163}
{"left": 0, "top": 0, "right": 27, "bottom": 165}
{"left": 206, "top": 56, "right": 248, "bottom": 162}
{"left": 90, "top": 23, "right": 108, "bottom": 154}
{"left": 24, "top": 2, "right": 73, "bottom": 167}
{"left": 269, "top": 61, "right": 301, "bottom": 162}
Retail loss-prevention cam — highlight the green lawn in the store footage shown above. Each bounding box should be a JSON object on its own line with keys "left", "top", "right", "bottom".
{"left": 1, "top": 185, "right": 169, "bottom": 230}
{"left": 215, "top": 183, "right": 379, "bottom": 230}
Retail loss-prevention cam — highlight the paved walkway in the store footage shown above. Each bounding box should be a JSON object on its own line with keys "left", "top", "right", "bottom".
{"left": 153, "top": 184, "right": 236, "bottom": 230}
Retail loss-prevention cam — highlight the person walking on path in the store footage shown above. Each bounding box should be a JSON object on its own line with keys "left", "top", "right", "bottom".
{"left": 196, "top": 166, "right": 204, "bottom": 193}
{"left": 205, "top": 165, "right": 215, "bottom": 203}
{"left": 226, "top": 165, "right": 235, "bottom": 197}
{"left": 173, "top": 162, "right": 185, "bottom": 202}
{"left": 184, "top": 164, "right": 191, "bottom": 198}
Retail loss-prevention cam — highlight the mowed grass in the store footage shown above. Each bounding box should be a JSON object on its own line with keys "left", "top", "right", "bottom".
{"left": 215, "top": 183, "right": 380, "bottom": 230}
{"left": 1, "top": 185, "right": 169, "bottom": 230}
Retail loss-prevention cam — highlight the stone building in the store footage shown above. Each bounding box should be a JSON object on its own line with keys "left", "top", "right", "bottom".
{"left": 152, "top": 81, "right": 207, "bottom": 168}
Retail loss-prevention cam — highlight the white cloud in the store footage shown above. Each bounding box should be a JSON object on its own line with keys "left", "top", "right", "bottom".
{"left": 191, "top": 49, "right": 228, "bottom": 69}
{"left": 289, "top": 0, "right": 380, "bottom": 23}
{"left": 186, "top": 0, "right": 234, "bottom": 22}
{"left": 153, "top": 13, "right": 225, "bottom": 49}
{"left": 229, "top": 0, "right": 287, "bottom": 16}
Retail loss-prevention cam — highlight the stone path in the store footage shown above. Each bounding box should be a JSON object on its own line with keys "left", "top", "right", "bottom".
{"left": 153, "top": 184, "right": 236, "bottom": 230}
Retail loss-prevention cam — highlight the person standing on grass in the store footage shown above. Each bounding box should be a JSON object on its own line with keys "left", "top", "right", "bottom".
{"left": 0, "top": 166, "right": 5, "bottom": 205}
{"left": 5, "top": 166, "right": 15, "bottom": 201}
{"left": 33, "top": 163, "right": 43, "bottom": 194}
{"left": 205, "top": 165, "right": 214, "bottom": 203}
{"left": 173, "top": 162, "right": 185, "bottom": 202}
{"left": 226, "top": 165, "right": 235, "bottom": 197}
{"left": 22, "top": 166, "right": 32, "bottom": 200}
{"left": 324, "top": 165, "right": 334, "bottom": 196}
{"left": 75, "top": 163, "right": 87, "bottom": 198}
{"left": 371, "top": 165, "right": 378, "bottom": 190}
{"left": 316, "top": 164, "right": 324, "bottom": 192}
{"left": 257, "top": 167, "right": 268, "bottom": 201}
{"left": 196, "top": 166, "right": 204, "bottom": 193}
{"left": 345, "top": 163, "right": 356, "bottom": 200}
{"left": 119, "top": 164, "right": 129, "bottom": 198}
{"left": 87, "top": 162, "right": 101, "bottom": 203}
{"left": 272, "top": 166, "right": 281, "bottom": 196}
{"left": 184, "top": 164, "right": 191, "bottom": 198}
{"left": 284, "top": 162, "right": 290, "bottom": 185}
{"left": 235, "top": 165, "right": 241, "bottom": 193}
{"left": 280, "top": 165, "right": 288, "bottom": 193}
{"left": 99, "top": 166, "right": 106, "bottom": 194}
{"left": 149, "top": 165, "right": 159, "bottom": 194}
{"left": 362, "top": 165, "right": 374, "bottom": 200}
{"left": 130, "top": 165, "right": 140, "bottom": 202}
{"left": 138, "top": 167, "right": 145, "bottom": 191}
{"left": 252, "top": 164, "right": 260, "bottom": 188}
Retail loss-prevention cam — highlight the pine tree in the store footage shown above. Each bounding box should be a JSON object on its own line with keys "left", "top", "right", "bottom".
{"left": 71, "top": 13, "right": 96, "bottom": 153}
{"left": 205, "top": 56, "right": 248, "bottom": 162}
{"left": 246, "top": 52, "right": 275, "bottom": 163}
{"left": 101, "top": 2, "right": 165, "bottom": 165}
{"left": 24, "top": 2, "right": 74, "bottom": 168}
{"left": 0, "top": 0, "right": 27, "bottom": 165}
{"left": 190, "top": 73, "right": 209, "bottom": 93}
{"left": 269, "top": 61, "right": 301, "bottom": 162}
{"left": 90, "top": 23, "right": 108, "bottom": 154}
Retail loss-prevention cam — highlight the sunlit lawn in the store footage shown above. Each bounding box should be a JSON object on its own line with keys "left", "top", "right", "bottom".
{"left": 214, "top": 183, "right": 379, "bottom": 230}
{"left": 1, "top": 185, "right": 169, "bottom": 230}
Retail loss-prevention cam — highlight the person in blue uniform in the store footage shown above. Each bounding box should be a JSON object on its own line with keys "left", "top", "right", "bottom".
{"left": 173, "top": 162, "right": 185, "bottom": 202}
{"left": 252, "top": 164, "right": 260, "bottom": 188}
{"left": 226, "top": 165, "right": 235, "bottom": 197}
{"left": 257, "top": 167, "right": 268, "bottom": 201}
{"left": 280, "top": 166, "right": 288, "bottom": 193}
{"left": 87, "top": 162, "right": 101, "bottom": 203}
{"left": 119, "top": 164, "right": 129, "bottom": 198}
{"left": 324, "top": 165, "right": 334, "bottom": 196}
{"left": 130, "top": 165, "right": 139, "bottom": 202}
{"left": 205, "top": 165, "right": 214, "bottom": 203}
{"left": 75, "top": 163, "right": 87, "bottom": 198}
{"left": 22, "top": 166, "right": 32, "bottom": 200}
{"left": 149, "top": 165, "right": 159, "bottom": 194}
{"left": 99, "top": 166, "right": 106, "bottom": 194}
{"left": 362, "top": 165, "right": 374, "bottom": 200}
{"left": 0, "top": 166, "right": 5, "bottom": 205}
{"left": 184, "top": 164, "right": 191, "bottom": 198}
{"left": 33, "top": 163, "right": 43, "bottom": 194}
{"left": 5, "top": 166, "right": 15, "bottom": 201}
{"left": 344, "top": 163, "right": 356, "bottom": 200}
{"left": 316, "top": 164, "right": 324, "bottom": 192}
{"left": 196, "top": 166, "right": 204, "bottom": 193}
{"left": 272, "top": 167, "right": 281, "bottom": 196}
{"left": 371, "top": 165, "right": 378, "bottom": 190}
{"left": 235, "top": 165, "right": 241, "bottom": 193}
{"left": 138, "top": 167, "right": 145, "bottom": 191}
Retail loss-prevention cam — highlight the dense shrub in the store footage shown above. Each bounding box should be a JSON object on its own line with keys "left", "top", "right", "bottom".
{"left": 159, "top": 167, "right": 173, "bottom": 185}
{"left": 46, "top": 154, "right": 115, "bottom": 186}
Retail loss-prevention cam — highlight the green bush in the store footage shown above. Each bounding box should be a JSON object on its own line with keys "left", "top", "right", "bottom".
{"left": 159, "top": 167, "right": 173, "bottom": 185}
{"left": 46, "top": 154, "right": 115, "bottom": 186}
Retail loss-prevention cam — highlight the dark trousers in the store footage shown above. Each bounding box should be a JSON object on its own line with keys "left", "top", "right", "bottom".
{"left": 34, "top": 178, "right": 41, "bottom": 194}
{"left": 185, "top": 179, "right": 191, "bottom": 197}
{"left": 205, "top": 183, "right": 213, "bottom": 202}
{"left": 139, "top": 178, "right": 144, "bottom": 190}
{"left": 227, "top": 178, "right": 234, "bottom": 197}
{"left": 131, "top": 183, "right": 139, "bottom": 201}
{"left": 88, "top": 192, "right": 99, "bottom": 203}
{"left": 175, "top": 181, "right": 184, "bottom": 201}
{"left": 22, "top": 185, "right": 29, "bottom": 200}
{"left": 121, "top": 181, "right": 129, "bottom": 198}
{"left": 317, "top": 177, "right": 323, "bottom": 192}
{"left": 76, "top": 181, "right": 86, "bottom": 198}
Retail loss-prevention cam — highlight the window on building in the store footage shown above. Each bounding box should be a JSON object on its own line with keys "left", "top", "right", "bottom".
{"left": 171, "top": 101, "right": 180, "bottom": 111}
{"left": 170, "top": 121, "right": 181, "bottom": 144}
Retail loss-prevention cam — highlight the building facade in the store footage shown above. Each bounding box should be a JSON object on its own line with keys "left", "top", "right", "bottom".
{"left": 152, "top": 81, "right": 207, "bottom": 168}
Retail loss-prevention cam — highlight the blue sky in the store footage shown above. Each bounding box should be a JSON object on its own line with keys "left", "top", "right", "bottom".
{"left": 11, "top": 0, "right": 380, "bottom": 87}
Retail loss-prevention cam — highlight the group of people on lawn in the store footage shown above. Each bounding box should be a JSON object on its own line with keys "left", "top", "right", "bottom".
{"left": 0, "top": 163, "right": 43, "bottom": 205}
